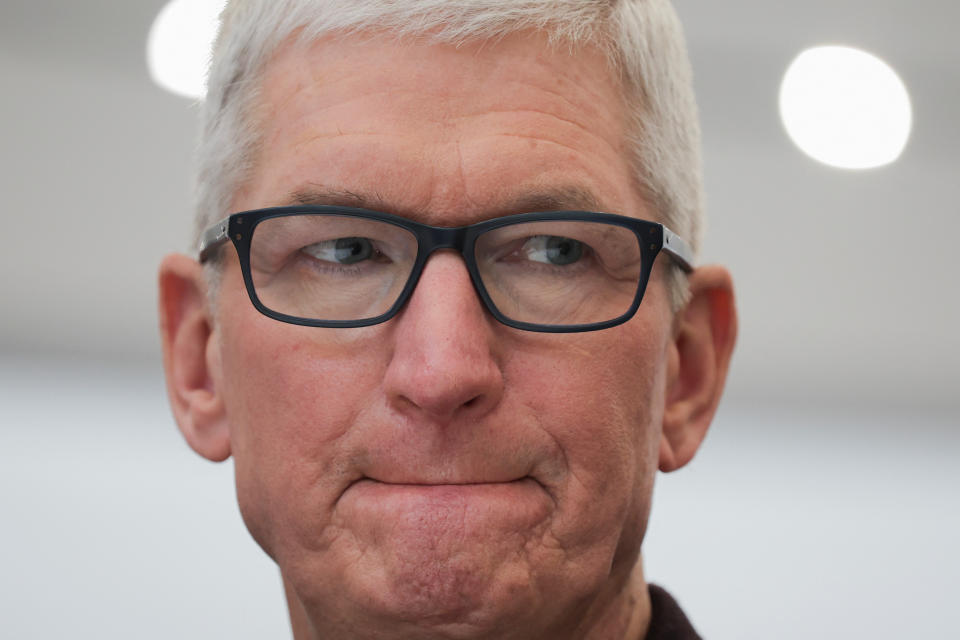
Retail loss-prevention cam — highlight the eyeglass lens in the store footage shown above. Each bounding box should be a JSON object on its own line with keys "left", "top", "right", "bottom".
{"left": 248, "top": 214, "right": 645, "bottom": 327}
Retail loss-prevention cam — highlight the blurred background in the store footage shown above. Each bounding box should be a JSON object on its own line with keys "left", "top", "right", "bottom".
{"left": 1, "top": 0, "right": 957, "bottom": 637}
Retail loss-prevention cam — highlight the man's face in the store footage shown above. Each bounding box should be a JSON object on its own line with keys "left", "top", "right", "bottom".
{"left": 215, "top": 32, "right": 676, "bottom": 636}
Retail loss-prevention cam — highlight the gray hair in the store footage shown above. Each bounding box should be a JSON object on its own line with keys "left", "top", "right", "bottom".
{"left": 196, "top": 0, "right": 702, "bottom": 309}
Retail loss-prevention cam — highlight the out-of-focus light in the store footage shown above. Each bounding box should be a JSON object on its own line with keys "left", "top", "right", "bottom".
{"left": 147, "top": 0, "right": 227, "bottom": 100}
{"left": 779, "top": 46, "right": 912, "bottom": 170}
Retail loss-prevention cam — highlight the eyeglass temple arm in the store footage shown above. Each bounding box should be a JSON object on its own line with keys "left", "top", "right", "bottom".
{"left": 198, "top": 217, "right": 231, "bottom": 263}
{"left": 661, "top": 226, "right": 695, "bottom": 273}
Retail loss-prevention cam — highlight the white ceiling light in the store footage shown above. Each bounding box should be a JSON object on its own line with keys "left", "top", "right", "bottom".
{"left": 779, "top": 46, "right": 912, "bottom": 170}
{"left": 147, "top": 0, "right": 227, "bottom": 100}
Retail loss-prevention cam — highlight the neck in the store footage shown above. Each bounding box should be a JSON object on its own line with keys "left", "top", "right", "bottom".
{"left": 576, "top": 556, "right": 652, "bottom": 640}
{"left": 285, "top": 558, "right": 652, "bottom": 640}
{"left": 284, "top": 578, "right": 313, "bottom": 640}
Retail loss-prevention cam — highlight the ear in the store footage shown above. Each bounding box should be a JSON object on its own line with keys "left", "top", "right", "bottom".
{"left": 659, "top": 265, "right": 737, "bottom": 473}
{"left": 158, "top": 254, "right": 231, "bottom": 462}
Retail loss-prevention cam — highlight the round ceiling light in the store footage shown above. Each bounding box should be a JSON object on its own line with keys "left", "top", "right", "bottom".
{"left": 779, "top": 46, "right": 913, "bottom": 170}
{"left": 147, "top": 0, "right": 226, "bottom": 100}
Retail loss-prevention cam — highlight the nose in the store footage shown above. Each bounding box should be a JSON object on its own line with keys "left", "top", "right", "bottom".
{"left": 382, "top": 251, "right": 504, "bottom": 425}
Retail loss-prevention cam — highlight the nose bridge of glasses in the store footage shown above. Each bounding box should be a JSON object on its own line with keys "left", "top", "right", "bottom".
{"left": 408, "top": 224, "right": 488, "bottom": 310}
{"left": 419, "top": 224, "right": 470, "bottom": 255}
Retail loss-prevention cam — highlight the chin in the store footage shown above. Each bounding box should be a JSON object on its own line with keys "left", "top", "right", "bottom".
{"left": 369, "top": 545, "right": 542, "bottom": 630}
{"left": 290, "top": 543, "right": 577, "bottom": 640}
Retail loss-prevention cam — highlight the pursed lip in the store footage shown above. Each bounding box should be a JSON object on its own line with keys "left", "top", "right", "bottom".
{"left": 339, "top": 475, "right": 548, "bottom": 501}
{"left": 335, "top": 476, "right": 556, "bottom": 535}
{"left": 346, "top": 475, "right": 535, "bottom": 489}
{"left": 340, "top": 476, "right": 552, "bottom": 511}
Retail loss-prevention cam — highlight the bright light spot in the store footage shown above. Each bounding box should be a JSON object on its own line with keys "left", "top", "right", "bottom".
{"left": 779, "top": 46, "right": 912, "bottom": 170}
{"left": 147, "top": 0, "right": 227, "bottom": 100}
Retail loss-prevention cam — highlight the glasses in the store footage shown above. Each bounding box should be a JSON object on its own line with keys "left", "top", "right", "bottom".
{"left": 198, "top": 205, "right": 694, "bottom": 333}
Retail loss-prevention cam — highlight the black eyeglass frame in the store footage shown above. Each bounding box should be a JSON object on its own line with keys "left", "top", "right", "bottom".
{"left": 199, "top": 205, "right": 695, "bottom": 333}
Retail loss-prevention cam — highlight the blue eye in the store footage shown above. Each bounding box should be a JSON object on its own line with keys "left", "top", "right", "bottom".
{"left": 523, "top": 236, "right": 585, "bottom": 266}
{"left": 333, "top": 237, "right": 375, "bottom": 264}
{"left": 543, "top": 236, "right": 584, "bottom": 265}
{"left": 302, "top": 237, "right": 377, "bottom": 265}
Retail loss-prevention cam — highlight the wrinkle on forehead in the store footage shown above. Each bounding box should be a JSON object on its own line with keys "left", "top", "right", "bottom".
{"left": 241, "top": 29, "right": 643, "bottom": 222}
{"left": 283, "top": 183, "right": 608, "bottom": 222}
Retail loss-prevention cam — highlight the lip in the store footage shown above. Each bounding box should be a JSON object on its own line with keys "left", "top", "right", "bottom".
{"left": 346, "top": 476, "right": 539, "bottom": 494}
{"left": 340, "top": 476, "right": 552, "bottom": 519}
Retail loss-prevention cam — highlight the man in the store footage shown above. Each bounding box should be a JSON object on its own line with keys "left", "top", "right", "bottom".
{"left": 159, "top": 1, "right": 737, "bottom": 638}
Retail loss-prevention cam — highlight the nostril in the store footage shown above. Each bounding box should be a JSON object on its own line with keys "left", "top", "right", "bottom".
{"left": 464, "top": 396, "right": 480, "bottom": 408}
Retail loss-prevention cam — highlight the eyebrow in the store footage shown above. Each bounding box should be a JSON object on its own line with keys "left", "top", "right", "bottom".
{"left": 286, "top": 186, "right": 388, "bottom": 210}
{"left": 502, "top": 186, "right": 604, "bottom": 214}
{"left": 283, "top": 184, "right": 608, "bottom": 221}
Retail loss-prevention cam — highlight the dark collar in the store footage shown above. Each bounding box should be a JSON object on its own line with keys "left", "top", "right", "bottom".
{"left": 645, "top": 585, "right": 702, "bottom": 640}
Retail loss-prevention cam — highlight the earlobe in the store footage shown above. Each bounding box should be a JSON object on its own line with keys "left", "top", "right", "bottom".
{"left": 659, "top": 266, "right": 737, "bottom": 473}
{"left": 158, "top": 254, "right": 231, "bottom": 462}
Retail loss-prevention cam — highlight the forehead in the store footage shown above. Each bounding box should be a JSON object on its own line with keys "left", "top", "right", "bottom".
{"left": 240, "top": 30, "right": 646, "bottom": 224}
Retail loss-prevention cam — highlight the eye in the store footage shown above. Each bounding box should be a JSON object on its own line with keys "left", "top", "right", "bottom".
{"left": 522, "top": 235, "right": 586, "bottom": 266}
{"left": 302, "top": 237, "right": 379, "bottom": 265}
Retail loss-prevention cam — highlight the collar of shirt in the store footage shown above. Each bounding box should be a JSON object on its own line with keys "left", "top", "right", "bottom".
{"left": 645, "top": 585, "right": 703, "bottom": 640}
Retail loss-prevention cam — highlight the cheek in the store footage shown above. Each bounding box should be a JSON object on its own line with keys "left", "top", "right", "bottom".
{"left": 216, "top": 298, "right": 387, "bottom": 557}
{"left": 517, "top": 326, "right": 666, "bottom": 467}
{"left": 507, "top": 323, "right": 668, "bottom": 551}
